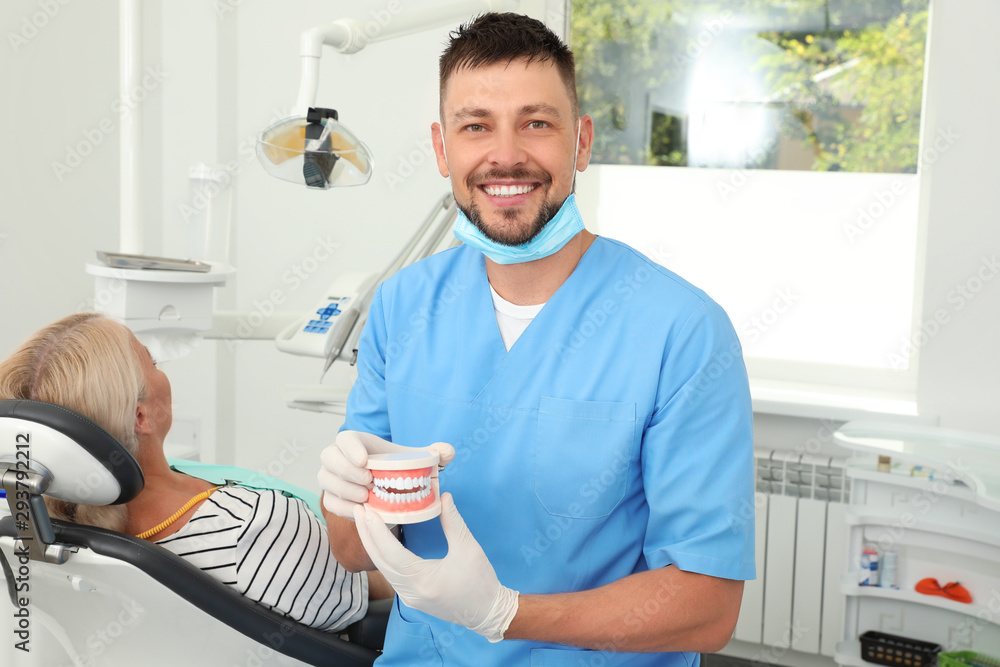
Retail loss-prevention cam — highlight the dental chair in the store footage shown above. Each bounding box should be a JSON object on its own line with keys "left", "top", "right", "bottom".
{"left": 0, "top": 399, "right": 389, "bottom": 666}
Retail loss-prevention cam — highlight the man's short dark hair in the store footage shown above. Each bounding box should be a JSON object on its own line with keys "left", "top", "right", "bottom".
{"left": 439, "top": 12, "right": 578, "bottom": 120}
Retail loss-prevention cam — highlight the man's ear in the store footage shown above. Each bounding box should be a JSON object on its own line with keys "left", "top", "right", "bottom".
{"left": 575, "top": 114, "right": 595, "bottom": 173}
{"left": 135, "top": 402, "right": 152, "bottom": 436}
{"left": 431, "top": 122, "right": 450, "bottom": 178}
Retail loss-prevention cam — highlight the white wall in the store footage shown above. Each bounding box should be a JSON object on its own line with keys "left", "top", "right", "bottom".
{"left": 1, "top": 0, "right": 997, "bottom": 495}
{"left": 913, "top": 0, "right": 1000, "bottom": 435}
{"left": 0, "top": 1, "right": 120, "bottom": 346}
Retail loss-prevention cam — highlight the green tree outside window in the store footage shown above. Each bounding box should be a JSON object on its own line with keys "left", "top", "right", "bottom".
{"left": 571, "top": 0, "right": 929, "bottom": 173}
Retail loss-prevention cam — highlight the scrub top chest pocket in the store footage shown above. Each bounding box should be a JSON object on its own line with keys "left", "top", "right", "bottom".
{"left": 534, "top": 397, "right": 638, "bottom": 519}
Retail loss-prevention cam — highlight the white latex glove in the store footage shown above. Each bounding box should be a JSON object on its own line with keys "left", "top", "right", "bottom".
{"left": 318, "top": 430, "right": 455, "bottom": 519}
{"left": 354, "top": 492, "right": 519, "bottom": 643}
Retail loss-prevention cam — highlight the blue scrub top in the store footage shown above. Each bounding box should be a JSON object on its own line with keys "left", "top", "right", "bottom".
{"left": 344, "top": 238, "right": 755, "bottom": 666}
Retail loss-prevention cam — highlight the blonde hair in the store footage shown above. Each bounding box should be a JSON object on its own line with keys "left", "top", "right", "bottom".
{"left": 0, "top": 313, "right": 146, "bottom": 531}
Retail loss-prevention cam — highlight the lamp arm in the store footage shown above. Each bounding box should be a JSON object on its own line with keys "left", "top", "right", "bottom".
{"left": 292, "top": 0, "right": 493, "bottom": 114}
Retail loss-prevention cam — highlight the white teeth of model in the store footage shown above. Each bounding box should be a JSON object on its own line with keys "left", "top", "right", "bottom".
{"left": 404, "top": 477, "right": 413, "bottom": 490}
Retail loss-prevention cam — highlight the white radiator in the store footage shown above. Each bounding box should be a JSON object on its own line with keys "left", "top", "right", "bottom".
{"left": 734, "top": 450, "right": 849, "bottom": 658}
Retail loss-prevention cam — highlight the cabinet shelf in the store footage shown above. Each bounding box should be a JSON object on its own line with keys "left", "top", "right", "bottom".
{"left": 840, "top": 575, "right": 999, "bottom": 626}
{"left": 834, "top": 420, "right": 1000, "bottom": 666}
{"left": 846, "top": 465, "right": 974, "bottom": 499}
{"left": 844, "top": 507, "right": 1000, "bottom": 550}
{"left": 837, "top": 422, "right": 1000, "bottom": 513}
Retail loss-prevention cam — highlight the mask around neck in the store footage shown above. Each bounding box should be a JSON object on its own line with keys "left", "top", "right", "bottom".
{"left": 452, "top": 193, "right": 584, "bottom": 265}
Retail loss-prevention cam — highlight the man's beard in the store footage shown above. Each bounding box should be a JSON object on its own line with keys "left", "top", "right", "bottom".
{"left": 459, "top": 168, "right": 559, "bottom": 247}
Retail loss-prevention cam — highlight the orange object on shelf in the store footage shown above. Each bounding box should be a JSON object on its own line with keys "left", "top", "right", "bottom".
{"left": 915, "top": 578, "right": 973, "bottom": 604}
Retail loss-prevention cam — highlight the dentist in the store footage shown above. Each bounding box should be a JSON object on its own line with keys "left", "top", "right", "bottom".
{"left": 319, "top": 12, "right": 755, "bottom": 666}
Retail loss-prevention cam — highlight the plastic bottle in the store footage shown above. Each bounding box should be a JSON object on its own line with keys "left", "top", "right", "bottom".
{"left": 880, "top": 550, "right": 897, "bottom": 589}
{"left": 860, "top": 547, "right": 880, "bottom": 586}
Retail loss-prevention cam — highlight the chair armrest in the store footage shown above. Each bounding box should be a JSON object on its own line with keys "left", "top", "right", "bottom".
{"left": 347, "top": 597, "right": 392, "bottom": 651}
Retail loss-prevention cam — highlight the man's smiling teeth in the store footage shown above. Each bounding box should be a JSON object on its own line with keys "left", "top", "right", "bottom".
{"left": 483, "top": 184, "right": 536, "bottom": 197}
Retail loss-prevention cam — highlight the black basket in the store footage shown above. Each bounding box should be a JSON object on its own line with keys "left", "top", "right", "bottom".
{"left": 860, "top": 631, "right": 942, "bottom": 666}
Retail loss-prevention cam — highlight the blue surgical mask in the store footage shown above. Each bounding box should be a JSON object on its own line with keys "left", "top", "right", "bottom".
{"left": 452, "top": 193, "right": 584, "bottom": 265}
{"left": 444, "top": 121, "right": 584, "bottom": 265}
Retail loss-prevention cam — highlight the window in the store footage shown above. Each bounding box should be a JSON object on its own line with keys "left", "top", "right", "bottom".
{"left": 570, "top": 0, "right": 932, "bottom": 394}
{"left": 572, "top": 0, "right": 929, "bottom": 173}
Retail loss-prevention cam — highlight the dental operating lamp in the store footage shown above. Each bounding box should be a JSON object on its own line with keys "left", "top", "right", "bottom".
{"left": 256, "top": 1, "right": 493, "bottom": 190}
{"left": 262, "top": 2, "right": 493, "bottom": 383}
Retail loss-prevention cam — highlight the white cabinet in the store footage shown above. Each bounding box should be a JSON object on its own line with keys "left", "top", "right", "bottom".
{"left": 832, "top": 422, "right": 1000, "bottom": 665}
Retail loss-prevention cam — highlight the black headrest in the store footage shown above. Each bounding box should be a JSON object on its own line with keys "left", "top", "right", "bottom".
{"left": 0, "top": 399, "right": 143, "bottom": 504}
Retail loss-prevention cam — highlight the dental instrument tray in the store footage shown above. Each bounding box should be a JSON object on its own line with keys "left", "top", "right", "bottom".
{"left": 97, "top": 250, "right": 212, "bottom": 272}
{"left": 859, "top": 631, "right": 941, "bottom": 666}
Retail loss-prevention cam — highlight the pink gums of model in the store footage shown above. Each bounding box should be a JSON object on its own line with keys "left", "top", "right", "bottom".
{"left": 365, "top": 450, "right": 441, "bottom": 524}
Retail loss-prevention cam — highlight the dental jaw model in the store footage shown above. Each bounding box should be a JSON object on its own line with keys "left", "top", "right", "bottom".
{"left": 366, "top": 451, "right": 441, "bottom": 524}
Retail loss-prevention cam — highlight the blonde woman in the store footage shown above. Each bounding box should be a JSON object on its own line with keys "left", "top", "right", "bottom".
{"left": 0, "top": 313, "right": 392, "bottom": 632}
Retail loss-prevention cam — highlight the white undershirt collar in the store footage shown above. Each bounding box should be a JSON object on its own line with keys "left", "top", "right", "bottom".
{"left": 489, "top": 284, "right": 545, "bottom": 351}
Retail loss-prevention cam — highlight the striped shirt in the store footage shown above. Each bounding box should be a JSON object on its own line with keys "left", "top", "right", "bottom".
{"left": 155, "top": 486, "right": 368, "bottom": 632}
